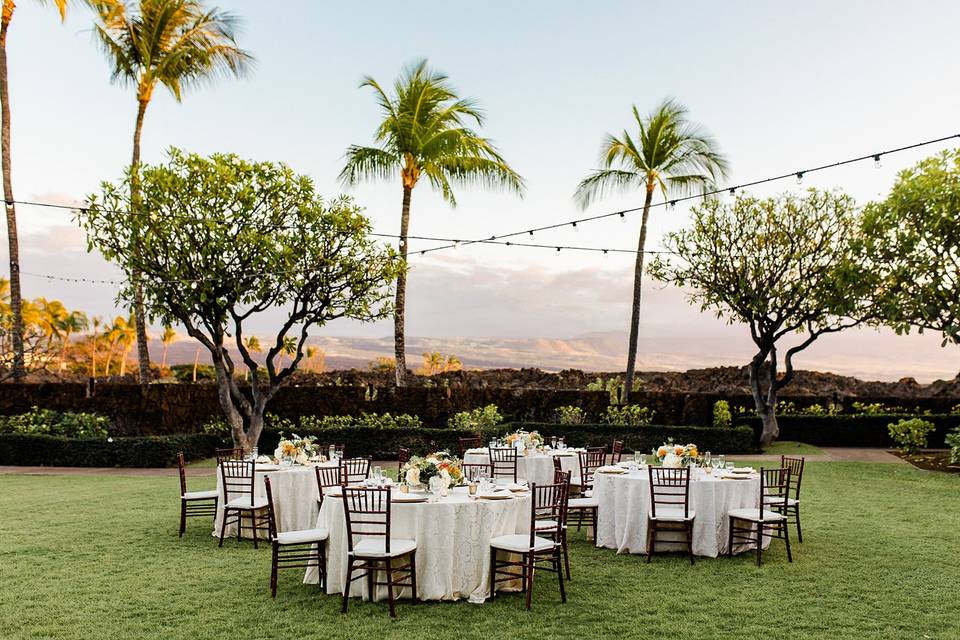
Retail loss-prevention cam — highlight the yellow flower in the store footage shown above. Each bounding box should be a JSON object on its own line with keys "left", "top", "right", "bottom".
{"left": 657, "top": 446, "right": 668, "bottom": 457}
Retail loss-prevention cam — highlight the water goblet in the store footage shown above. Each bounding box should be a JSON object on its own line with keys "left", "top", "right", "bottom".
{"left": 704, "top": 451, "right": 712, "bottom": 468}
{"left": 725, "top": 462, "right": 735, "bottom": 473}
{"left": 373, "top": 466, "right": 383, "bottom": 486}
{"left": 639, "top": 453, "right": 647, "bottom": 467}
{"left": 716, "top": 454, "right": 726, "bottom": 470}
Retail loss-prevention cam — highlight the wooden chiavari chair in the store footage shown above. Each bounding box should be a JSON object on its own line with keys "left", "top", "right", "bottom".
{"left": 488, "top": 446, "right": 519, "bottom": 483}
{"left": 462, "top": 462, "right": 494, "bottom": 483}
{"left": 567, "top": 448, "right": 604, "bottom": 539}
{"left": 177, "top": 451, "right": 218, "bottom": 537}
{"left": 218, "top": 458, "right": 269, "bottom": 548}
{"left": 397, "top": 448, "right": 412, "bottom": 476}
{"left": 611, "top": 440, "right": 625, "bottom": 464}
{"left": 458, "top": 436, "right": 482, "bottom": 457}
{"left": 263, "top": 476, "right": 329, "bottom": 598}
{"left": 728, "top": 467, "right": 793, "bottom": 566}
{"left": 647, "top": 467, "right": 695, "bottom": 565}
{"left": 489, "top": 481, "right": 568, "bottom": 609}
{"left": 215, "top": 447, "right": 244, "bottom": 465}
{"left": 341, "top": 457, "right": 372, "bottom": 485}
{"left": 778, "top": 455, "right": 805, "bottom": 542}
{"left": 549, "top": 469, "right": 572, "bottom": 579}
{"left": 314, "top": 464, "right": 343, "bottom": 507}
{"left": 341, "top": 487, "right": 418, "bottom": 618}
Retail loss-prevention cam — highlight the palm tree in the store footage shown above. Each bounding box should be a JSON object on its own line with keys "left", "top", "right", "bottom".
{"left": 90, "top": 0, "right": 253, "bottom": 384}
{"left": 304, "top": 345, "right": 325, "bottom": 373}
{"left": 340, "top": 59, "right": 523, "bottom": 386}
{"left": 242, "top": 335, "right": 260, "bottom": 380}
{"left": 444, "top": 354, "right": 461, "bottom": 372}
{"left": 57, "top": 310, "right": 89, "bottom": 372}
{"left": 90, "top": 315, "right": 103, "bottom": 376}
{"left": 116, "top": 314, "right": 136, "bottom": 376}
{"left": 278, "top": 335, "right": 296, "bottom": 368}
{"left": 1, "top": 0, "right": 70, "bottom": 380}
{"left": 574, "top": 98, "right": 728, "bottom": 402}
{"left": 160, "top": 323, "right": 177, "bottom": 368}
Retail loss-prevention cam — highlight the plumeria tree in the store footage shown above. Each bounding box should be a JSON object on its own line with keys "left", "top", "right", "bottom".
{"left": 79, "top": 149, "right": 402, "bottom": 451}
{"left": 649, "top": 190, "right": 879, "bottom": 445}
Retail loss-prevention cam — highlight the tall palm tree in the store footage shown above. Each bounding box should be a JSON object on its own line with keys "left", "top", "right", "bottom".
{"left": 340, "top": 59, "right": 523, "bottom": 386}
{"left": 1, "top": 0, "right": 70, "bottom": 380}
{"left": 115, "top": 313, "right": 136, "bottom": 376}
{"left": 242, "top": 335, "right": 260, "bottom": 380}
{"left": 574, "top": 98, "right": 728, "bottom": 402}
{"left": 89, "top": 0, "right": 253, "bottom": 384}
{"left": 160, "top": 323, "right": 176, "bottom": 368}
{"left": 278, "top": 335, "right": 296, "bottom": 368}
{"left": 57, "top": 310, "right": 88, "bottom": 372}
{"left": 90, "top": 315, "right": 103, "bottom": 376}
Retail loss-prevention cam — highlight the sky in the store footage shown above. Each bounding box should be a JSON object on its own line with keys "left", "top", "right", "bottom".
{"left": 4, "top": 0, "right": 960, "bottom": 381}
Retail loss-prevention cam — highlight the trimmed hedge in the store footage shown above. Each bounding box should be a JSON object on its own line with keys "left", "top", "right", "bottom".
{"left": 258, "top": 426, "right": 483, "bottom": 460}
{"left": 738, "top": 414, "right": 960, "bottom": 448}
{"left": 501, "top": 423, "right": 754, "bottom": 455}
{"left": 0, "top": 433, "right": 226, "bottom": 468}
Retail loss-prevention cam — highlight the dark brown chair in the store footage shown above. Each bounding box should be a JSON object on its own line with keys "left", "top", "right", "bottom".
{"left": 549, "top": 469, "right": 572, "bottom": 579}
{"left": 462, "top": 462, "right": 494, "bottom": 483}
{"left": 264, "top": 475, "right": 329, "bottom": 598}
{"left": 728, "top": 467, "right": 793, "bottom": 566}
{"left": 611, "top": 440, "right": 625, "bottom": 464}
{"left": 314, "top": 464, "right": 343, "bottom": 507}
{"left": 177, "top": 451, "right": 218, "bottom": 537}
{"left": 341, "top": 487, "right": 418, "bottom": 618}
{"left": 215, "top": 447, "right": 244, "bottom": 465}
{"left": 488, "top": 446, "right": 519, "bottom": 483}
{"left": 397, "top": 448, "right": 412, "bottom": 476}
{"left": 647, "top": 467, "right": 695, "bottom": 565}
{"left": 218, "top": 458, "right": 269, "bottom": 548}
{"left": 778, "top": 455, "right": 805, "bottom": 542}
{"left": 341, "top": 457, "right": 372, "bottom": 484}
{"left": 567, "top": 448, "right": 604, "bottom": 539}
{"left": 458, "top": 436, "right": 482, "bottom": 457}
{"left": 489, "top": 481, "right": 568, "bottom": 609}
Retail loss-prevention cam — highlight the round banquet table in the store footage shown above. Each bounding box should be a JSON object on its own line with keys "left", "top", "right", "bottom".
{"left": 462, "top": 449, "right": 581, "bottom": 487}
{"left": 304, "top": 486, "right": 532, "bottom": 603}
{"left": 212, "top": 463, "right": 332, "bottom": 539}
{"left": 592, "top": 468, "right": 769, "bottom": 557}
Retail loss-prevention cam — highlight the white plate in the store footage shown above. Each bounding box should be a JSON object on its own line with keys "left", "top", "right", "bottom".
{"left": 393, "top": 494, "right": 429, "bottom": 503}
{"left": 476, "top": 492, "right": 513, "bottom": 500}
{"left": 255, "top": 464, "right": 280, "bottom": 472}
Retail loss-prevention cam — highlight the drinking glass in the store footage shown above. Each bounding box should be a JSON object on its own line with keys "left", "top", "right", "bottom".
{"left": 328, "top": 445, "right": 336, "bottom": 462}
{"left": 716, "top": 454, "right": 726, "bottom": 470}
{"left": 551, "top": 436, "right": 558, "bottom": 449}
{"left": 639, "top": 453, "right": 647, "bottom": 467}
{"left": 725, "top": 462, "right": 735, "bottom": 473}
{"left": 704, "top": 451, "right": 712, "bottom": 468}
{"left": 373, "top": 466, "right": 383, "bottom": 485}
{"left": 634, "top": 451, "right": 643, "bottom": 465}
{"left": 558, "top": 437, "right": 566, "bottom": 450}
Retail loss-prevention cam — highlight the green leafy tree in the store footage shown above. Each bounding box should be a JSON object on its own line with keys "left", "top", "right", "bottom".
{"left": 649, "top": 190, "right": 878, "bottom": 445}
{"left": 574, "top": 99, "right": 728, "bottom": 402}
{"left": 90, "top": 0, "right": 253, "bottom": 383}
{"left": 859, "top": 149, "right": 960, "bottom": 348}
{"left": 1, "top": 0, "right": 71, "bottom": 380}
{"left": 340, "top": 59, "right": 523, "bottom": 386}
{"left": 79, "top": 149, "right": 402, "bottom": 452}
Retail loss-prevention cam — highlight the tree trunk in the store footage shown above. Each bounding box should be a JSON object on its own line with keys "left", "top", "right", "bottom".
{"left": 59, "top": 329, "right": 70, "bottom": 371}
{"left": 192, "top": 347, "right": 200, "bottom": 382}
{"left": 161, "top": 343, "right": 168, "bottom": 369}
{"left": 393, "top": 185, "right": 412, "bottom": 386}
{"left": 130, "top": 98, "right": 151, "bottom": 385}
{"left": 210, "top": 352, "right": 251, "bottom": 452}
{"left": 622, "top": 185, "right": 655, "bottom": 404}
{"left": 749, "top": 349, "right": 781, "bottom": 446}
{"left": 0, "top": 12, "right": 25, "bottom": 380}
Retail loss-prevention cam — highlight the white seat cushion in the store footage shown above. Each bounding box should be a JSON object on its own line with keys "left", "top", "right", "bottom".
{"left": 535, "top": 519, "right": 561, "bottom": 531}
{"left": 728, "top": 508, "right": 786, "bottom": 522}
{"left": 650, "top": 507, "right": 695, "bottom": 521}
{"left": 786, "top": 497, "right": 799, "bottom": 507}
{"left": 350, "top": 538, "right": 416, "bottom": 558}
{"left": 226, "top": 496, "right": 268, "bottom": 510}
{"left": 490, "top": 533, "right": 556, "bottom": 553}
{"left": 276, "top": 527, "right": 329, "bottom": 545}
{"left": 568, "top": 496, "right": 599, "bottom": 509}
{"left": 182, "top": 490, "right": 218, "bottom": 500}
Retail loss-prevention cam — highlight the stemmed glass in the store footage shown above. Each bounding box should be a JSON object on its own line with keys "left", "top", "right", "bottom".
{"left": 704, "top": 451, "right": 712, "bottom": 468}
{"left": 372, "top": 466, "right": 383, "bottom": 486}
{"left": 716, "top": 454, "right": 726, "bottom": 471}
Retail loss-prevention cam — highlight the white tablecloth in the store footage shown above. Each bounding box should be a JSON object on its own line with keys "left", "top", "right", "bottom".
{"left": 463, "top": 449, "right": 581, "bottom": 487}
{"left": 304, "top": 487, "right": 531, "bottom": 603}
{"left": 593, "top": 469, "right": 768, "bottom": 557}
{"left": 213, "top": 464, "right": 331, "bottom": 538}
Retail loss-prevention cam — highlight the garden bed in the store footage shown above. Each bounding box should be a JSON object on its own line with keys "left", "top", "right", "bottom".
{"left": 891, "top": 450, "right": 960, "bottom": 474}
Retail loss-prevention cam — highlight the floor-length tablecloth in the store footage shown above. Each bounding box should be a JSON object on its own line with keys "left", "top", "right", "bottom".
{"left": 593, "top": 470, "right": 768, "bottom": 557}
{"left": 304, "top": 487, "right": 531, "bottom": 603}
{"left": 463, "top": 449, "right": 581, "bottom": 487}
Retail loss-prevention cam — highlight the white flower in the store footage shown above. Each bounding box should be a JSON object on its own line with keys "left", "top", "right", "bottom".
{"left": 273, "top": 447, "right": 284, "bottom": 460}
{"left": 405, "top": 467, "right": 420, "bottom": 486}
{"left": 439, "top": 469, "right": 451, "bottom": 489}
{"left": 295, "top": 452, "right": 308, "bottom": 465}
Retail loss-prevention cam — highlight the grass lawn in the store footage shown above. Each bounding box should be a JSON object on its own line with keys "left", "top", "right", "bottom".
{"left": 761, "top": 440, "right": 825, "bottom": 456}
{"left": 2, "top": 461, "right": 958, "bottom": 640}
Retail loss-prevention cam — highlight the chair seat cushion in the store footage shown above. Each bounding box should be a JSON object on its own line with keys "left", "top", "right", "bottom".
{"left": 535, "top": 519, "right": 561, "bottom": 531}
{"left": 568, "top": 496, "right": 599, "bottom": 509}
{"left": 182, "top": 490, "right": 218, "bottom": 500}
{"left": 276, "top": 527, "right": 329, "bottom": 545}
{"left": 490, "top": 533, "right": 556, "bottom": 553}
{"left": 350, "top": 538, "right": 416, "bottom": 558}
{"left": 650, "top": 507, "right": 695, "bottom": 521}
{"left": 728, "top": 508, "right": 786, "bottom": 522}
{"left": 786, "top": 497, "right": 799, "bottom": 506}
{"left": 226, "top": 496, "right": 268, "bottom": 510}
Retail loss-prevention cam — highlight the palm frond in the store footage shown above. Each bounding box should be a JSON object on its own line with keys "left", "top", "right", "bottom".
{"left": 573, "top": 169, "right": 644, "bottom": 209}
{"left": 339, "top": 146, "right": 399, "bottom": 186}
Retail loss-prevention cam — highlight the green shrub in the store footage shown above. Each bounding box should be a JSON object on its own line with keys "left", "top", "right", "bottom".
{"left": 554, "top": 405, "right": 587, "bottom": 425}
{"left": 299, "top": 412, "right": 422, "bottom": 430}
{"left": 851, "top": 401, "right": 907, "bottom": 415}
{"left": 712, "top": 400, "right": 733, "bottom": 429}
{"left": 169, "top": 363, "right": 217, "bottom": 381}
{"left": 586, "top": 376, "right": 642, "bottom": 404}
{"left": 498, "top": 423, "right": 753, "bottom": 455}
{"left": 0, "top": 407, "right": 110, "bottom": 438}
{"left": 601, "top": 404, "right": 654, "bottom": 427}
{"left": 0, "top": 433, "right": 225, "bottom": 467}
{"left": 888, "top": 418, "right": 936, "bottom": 454}
{"left": 447, "top": 405, "right": 503, "bottom": 431}
{"left": 737, "top": 413, "right": 959, "bottom": 448}
{"left": 945, "top": 427, "right": 960, "bottom": 464}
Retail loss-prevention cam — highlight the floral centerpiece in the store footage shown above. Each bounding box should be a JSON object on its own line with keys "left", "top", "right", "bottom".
{"left": 401, "top": 451, "right": 464, "bottom": 489}
{"left": 655, "top": 441, "right": 698, "bottom": 468}
{"left": 504, "top": 430, "right": 544, "bottom": 450}
{"left": 274, "top": 432, "right": 319, "bottom": 465}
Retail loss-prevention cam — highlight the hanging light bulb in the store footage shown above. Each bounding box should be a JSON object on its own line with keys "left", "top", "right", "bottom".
{"left": 620, "top": 212, "right": 627, "bottom": 223}
{"left": 668, "top": 201, "right": 676, "bottom": 210}
{"left": 556, "top": 247, "right": 562, "bottom": 255}
{"left": 873, "top": 154, "right": 882, "bottom": 169}
{"left": 728, "top": 188, "right": 736, "bottom": 197}
{"left": 571, "top": 221, "right": 578, "bottom": 232}
{"left": 795, "top": 172, "right": 804, "bottom": 185}
{"left": 528, "top": 230, "right": 535, "bottom": 240}
{"left": 453, "top": 240, "right": 460, "bottom": 251}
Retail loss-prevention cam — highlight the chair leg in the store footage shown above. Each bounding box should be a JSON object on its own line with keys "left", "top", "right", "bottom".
{"left": 270, "top": 545, "right": 279, "bottom": 598}
{"left": 488, "top": 549, "right": 497, "bottom": 600}
{"left": 562, "top": 531, "right": 571, "bottom": 580}
{"left": 794, "top": 505, "right": 803, "bottom": 543}
{"left": 250, "top": 511, "right": 259, "bottom": 549}
{"left": 727, "top": 517, "right": 734, "bottom": 558}
{"left": 179, "top": 501, "right": 187, "bottom": 537}
{"left": 756, "top": 523, "right": 763, "bottom": 567}
{"left": 686, "top": 522, "right": 695, "bottom": 565}
{"left": 366, "top": 561, "right": 375, "bottom": 603}
{"left": 783, "top": 522, "right": 793, "bottom": 563}
{"left": 341, "top": 560, "right": 354, "bottom": 613}
{"left": 317, "top": 543, "right": 326, "bottom": 591}
{"left": 218, "top": 508, "right": 229, "bottom": 548}
{"left": 410, "top": 551, "right": 419, "bottom": 604}
{"left": 524, "top": 553, "right": 535, "bottom": 610}
{"left": 646, "top": 521, "right": 654, "bottom": 563}
{"left": 555, "top": 549, "right": 566, "bottom": 603}
{"left": 385, "top": 558, "right": 396, "bottom": 618}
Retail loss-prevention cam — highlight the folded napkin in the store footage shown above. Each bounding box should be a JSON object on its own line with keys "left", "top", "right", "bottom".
{"left": 256, "top": 455, "right": 272, "bottom": 464}
{"left": 596, "top": 465, "right": 626, "bottom": 474}
{"left": 465, "top": 448, "right": 486, "bottom": 455}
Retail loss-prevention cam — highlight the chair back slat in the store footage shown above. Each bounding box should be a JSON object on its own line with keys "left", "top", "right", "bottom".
{"left": 462, "top": 463, "right": 494, "bottom": 483}
{"left": 529, "top": 482, "right": 568, "bottom": 546}
{"left": 314, "top": 464, "right": 343, "bottom": 506}
{"left": 341, "top": 487, "right": 392, "bottom": 553}
{"left": 760, "top": 467, "right": 791, "bottom": 511}
{"left": 458, "top": 436, "right": 482, "bottom": 457}
{"left": 397, "top": 448, "right": 412, "bottom": 475}
{"left": 341, "top": 457, "right": 371, "bottom": 484}
{"left": 488, "top": 447, "right": 519, "bottom": 482}
{"left": 780, "top": 455, "right": 804, "bottom": 500}
{"left": 220, "top": 459, "right": 256, "bottom": 505}
{"left": 611, "top": 440, "right": 625, "bottom": 464}
{"left": 177, "top": 451, "right": 188, "bottom": 496}
{"left": 577, "top": 449, "right": 606, "bottom": 490}
{"left": 216, "top": 447, "right": 244, "bottom": 465}
{"left": 648, "top": 467, "right": 691, "bottom": 519}
{"left": 263, "top": 475, "right": 279, "bottom": 541}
